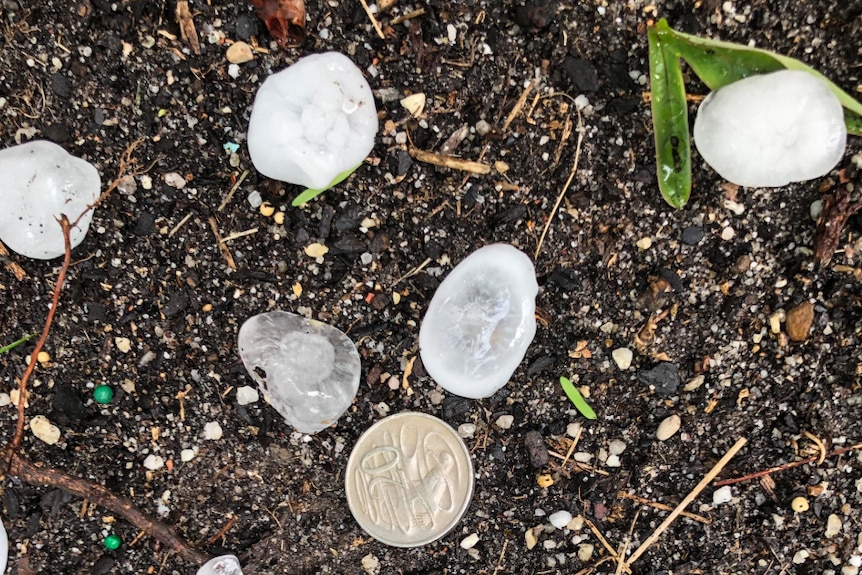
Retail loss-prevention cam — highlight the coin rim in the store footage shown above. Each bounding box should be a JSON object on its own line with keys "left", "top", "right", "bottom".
{"left": 345, "top": 411, "right": 475, "bottom": 547}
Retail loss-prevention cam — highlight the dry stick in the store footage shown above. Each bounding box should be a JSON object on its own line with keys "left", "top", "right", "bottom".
{"left": 408, "top": 148, "right": 491, "bottom": 174}
{"left": 2, "top": 453, "right": 209, "bottom": 564}
{"left": 8, "top": 216, "right": 72, "bottom": 453}
{"left": 358, "top": 0, "right": 385, "bottom": 39}
{"left": 617, "top": 491, "right": 711, "bottom": 524}
{"left": 534, "top": 108, "right": 584, "bottom": 260}
{"left": 207, "top": 216, "right": 237, "bottom": 270}
{"left": 713, "top": 442, "right": 862, "bottom": 487}
{"left": 624, "top": 437, "right": 748, "bottom": 568}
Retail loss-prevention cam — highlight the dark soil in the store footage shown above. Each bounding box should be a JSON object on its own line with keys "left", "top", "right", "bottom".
{"left": 2, "top": 1, "right": 861, "bottom": 574}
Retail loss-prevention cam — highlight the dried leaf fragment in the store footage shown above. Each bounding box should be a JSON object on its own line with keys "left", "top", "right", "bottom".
{"left": 814, "top": 187, "right": 861, "bottom": 266}
{"left": 176, "top": 1, "right": 201, "bottom": 55}
{"left": 250, "top": 0, "right": 306, "bottom": 48}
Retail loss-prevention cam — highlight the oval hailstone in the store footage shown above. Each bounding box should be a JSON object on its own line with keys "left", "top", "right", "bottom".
{"left": 0, "top": 140, "right": 100, "bottom": 259}
{"left": 419, "top": 244, "right": 538, "bottom": 399}
{"left": 197, "top": 555, "right": 243, "bottom": 575}
{"left": 238, "top": 311, "right": 360, "bottom": 434}
{"left": 247, "top": 52, "right": 378, "bottom": 190}
{"left": 0, "top": 514, "right": 7, "bottom": 574}
{"left": 693, "top": 70, "right": 846, "bottom": 187}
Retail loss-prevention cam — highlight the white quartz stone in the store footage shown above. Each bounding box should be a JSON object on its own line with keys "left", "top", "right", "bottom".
{"left": 549, "top": 510, "right": 573, "bottom": 529}
{"left": 247, "top": 52, "right": 378, "bottom": 190}
{"left": 0, "top": 140, "right": 101, "bottom": 259}
{"left": 419, "top": 244, "right": 538, "bottom": 399}
{"left": 238, "top": 311, "right": 360, "bottom": 434}
{"left": 197, "top": 554, "right": 243, "bottom": 575}
{"left": 694, "top": 70, "right": 846, "bottom": 187}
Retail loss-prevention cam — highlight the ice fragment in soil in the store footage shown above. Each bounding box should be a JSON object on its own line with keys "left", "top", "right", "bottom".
{"left": 419, "top": 244, "right": 538, "bottom": 399}
{"left": 197, "top": 554, "right": 243, "bottom": 575}
{"left": 0, "top": 514, "right": 7, "bottom": 574}
{"left": 0, "top": 140, "right": 100, "bottom": 259}
{"left": 693, "top": 70, "right": 846, "bottom": 188}
{"left": 237, "top": 311, "right": 360, "bottom": 434}
{"left": 247, "top": 52, "right": 378, "bottom": 190}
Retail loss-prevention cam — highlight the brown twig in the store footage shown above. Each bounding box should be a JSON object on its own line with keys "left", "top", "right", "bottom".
{"left": 4, "top": 447, "right": 209, "bottom": 565}
{"left": 617, "top": 491, "right": 711, "bottom": 524}
{"left": 713, "top": 442, "right": 862, "bottom": 487}
{"left": 624, "top": 437, "right": 747, "bottom": 568}
{"left": 204, "top": 515, "right": 238, "bottom": 546}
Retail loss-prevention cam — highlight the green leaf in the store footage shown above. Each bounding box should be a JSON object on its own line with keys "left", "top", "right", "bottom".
{"left": 0, "top": 333, "right": 36, "bottom": 354}
{"left": 559, "top": 376, "right": 597, "bottom": 420}
{"left": 648, "top": 23, "right": 692, "bottom": 209}
{"left": 653, "top": 19, "right": 862, "bottom": 136}
{"left": 291, "top": 162, "right": 364, "bottom": 206}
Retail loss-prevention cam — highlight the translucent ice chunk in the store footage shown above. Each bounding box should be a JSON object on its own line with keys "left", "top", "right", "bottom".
{"left": 693, "top": 70, "right": 846, "bottom": 188}
{"left": 419, "top": 244, "right": 538, "bottom": 399}
{"left": 237, "top": 311, "right": 360, "bottom": 434}
{"left": 197, "top": 554, "right": 243, "bottom": 575}
{"left": 0, "top": 514, "right": 7, "bottom": 573}
{"left": 247, "top": 52, "right": 378, "bottom": 190}
{"left": 0, "top": 140, "right": 101, "bottom": 259}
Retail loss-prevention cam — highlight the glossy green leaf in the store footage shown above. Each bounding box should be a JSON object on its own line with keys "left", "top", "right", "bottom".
{"left": 653, "top": 19, "right": 862, "bottom": 135}
{"left": 648, "top": 23, "right": 692, "bottom": 209}
{"left": 291, "top": 162, "right": 364, "bottom": 206}
{"left": 559, "top": 376, "right": 597, "bottom": 420}
{"left": 0, "top": 333, "right": 35, "bottom": 354}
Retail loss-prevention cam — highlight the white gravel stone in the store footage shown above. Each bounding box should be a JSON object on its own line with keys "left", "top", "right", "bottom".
{"left": 236, "top": 386, "right": 259, "bottom": 405}
{"left": 608, "top": 439, "right": 627, "bottom": 455}
{"left": 360, "top": 553, "right": 379, "bottom": 573}
{"left": 180, "top": 448, "right": 196, "bottom": 462}
{"left": 612, "top": 347, "right": 633, "bottom": 369}
{"left": 656, "top": 414, "right": 681, "bottom": 441}
{"left": 204, "top": 421, "right": 223, "bottom": 440}
{"left": 566, "top": 422, "right": 581, "bottom": 437}
{"left": 577, "top": 543, "right": 594, "bottom": 562}
{"left": 30, "top": 415, "right": 61, "bottom": 445}
{"left": 573, "top": 452, "right": 593, "bottom": 463}
{"left": 605, "top": 454, "right": 621, "bottom": 467}
{"left": 458, "top": 423, "right": 476, "bottom": 439}
{"left": 826, "top": 514, "right": 842, "bottom": 538}
{"left": 713, "top": 485, "right": 733, "bottom": 505}
{"left": 143, "top": 454, "right": 165, "bottom": 470}
{"left": 549, "top": 511, "right": 572, "bottom": 529}
{"left": 792, "top": 549, "right": 809, "bottom": 564}
{"left": 460, "top": 533, "right": 480, "bottom": 549}
{"left": 496, "top": 414, "right": 514, "bottom": 429}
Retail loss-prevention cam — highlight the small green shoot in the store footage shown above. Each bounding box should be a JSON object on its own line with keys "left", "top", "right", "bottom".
{"left": 559, "top": 376, "right": 596, "bottom": 420}
{"left": 291, "top": 162, "right": 364, "bottom": 206}
{"left": 648, "top": 18, "right": 862, "bottom": 209}
{"left": 0, "top": 333, "right": 36, "bottom": 354}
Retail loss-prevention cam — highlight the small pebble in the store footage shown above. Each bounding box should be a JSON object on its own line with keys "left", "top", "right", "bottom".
{"left": 656, "top": 414, "right": 681, "bottom": 441}
{"left": 30, "top": 415, "right": 61, "bottom": 445}
{"left": 227, "top": 63, "right": 240, "bottom": 79}
{"left": 458, "top": 423, "right": 476, "bottom": 439}
{"left": 524, "top": 430, "right": 549, "bottom": 468}
{"left": 204, "top": 421, "right": 223, "bottom": 440}
{"left": 543, "top": 540, "right": 556, "bottom": 550}
{"left": 163, "top": 172, "right": 186, "bottom": 189}
{"left": 786, "top": 301, "right": 814, "bottom": 342}
{"left": 612, "top": 347, "right": 633, "bottom": 369}
{"left": 143, "top": 454, "right": 165, "bottom": 470}
{"left": 460, "top": 533, "right": 479, "bottom": 549}
{"left": 683, "top": 375, "right": 705, "bottom": 391}
{"left": 713, "top": 485, "right": 733, "bottom": 505}
{"left": 260, "top": 201, "right": 275, "bottom": 217}
{"left": 537, "top": 474, "right": 554, "bottom": 488}
{"left": 226, "top": 41, "right": 254, "bottom": 64}
{"left": 236, "top": 386, "right": 259, "bottom": 405}
{"left": 636, "top": 237, "right": 652, "bottom": 250}
{"left": 826, "top": 514, "right": 842, "bottom": 538}
{"left": 566, "top": 422, "right": 581, "bottom": 437}
{"left": 475, "top": 119, "right": 491, "bottom": 136}
{"left": 608, "top": 439, "right": 627, "bottom": 455}
{"left": 605, "top": 454, "right": 621, "bottom": 467}
{"left": 791, "top": 496, "right": 810, "bottom": 513}
{"left": 495, "top": 414, "right": 514, "bottom": 429}
{"left": 681, "top": 226, "right": 704, "bottom": 245}
{"left": 577, "top": 543, "right": 594, "bottom": 562}
{"left": 720, "top": 226, "right": 736, "bottom": 241}
{"left": 180, "top": 448, "right": 196, "bottom": 462}
{"left": 525, "top": 528, "right": 538, "bottom": 550}
{"left": 792, "top": 550, "right": 809, "bottom": 564}
{"left": 361, "top": 553, "right": 379, "bottom": 573}
{"left": 810, "top": 200, "right": 823, "bottom": 220}
{"left": 37, "top": 351, "right": 51, "bottom": 363}
{"left": 247, "top": 190, "right": 262, "bottom": 208}
{"left": 115, "top": 337, "right": 131, "bottom": 353}
{"left": 549, "top": 510, "right": 572, "bottom": 529}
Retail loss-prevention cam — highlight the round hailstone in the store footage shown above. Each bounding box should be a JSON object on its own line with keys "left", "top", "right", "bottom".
{"left": 419, "top": 244, "right": 538, "bottom": 399}
{"left": 0, "top": 514, "right": 7, "bottom": 574}
{"left": 237, "top": 311, "right": 360, "bottom": 434}
{"left": 247, "top": 52, "right": 378, "bottom": 190}
{"left": 693, "top": 70, "right": 846, "bottom": 188}
{"left": 0, "top": 140, "right": 101, "bottom": 259}
{"left": 197, "top": 555, "right": 243, "bottom": 575}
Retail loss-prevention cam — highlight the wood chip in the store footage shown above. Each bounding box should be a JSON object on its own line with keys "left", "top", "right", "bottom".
{"left": 785, "top": 301, "right": 814, "bottom": 342}
{"left": 176, "top": 1, "right": 200, "bottom": 55}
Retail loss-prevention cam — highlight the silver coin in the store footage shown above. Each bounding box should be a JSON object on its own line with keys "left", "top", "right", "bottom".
{"left": 345, "top": 411, "right": 475, "bottom": 547}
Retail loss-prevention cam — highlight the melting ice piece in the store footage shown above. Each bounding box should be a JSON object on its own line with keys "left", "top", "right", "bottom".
{"left": 0, "top": 513, "right": 7, "bottom": 574}
{"left": 0, "top": 140, "right": 101, "bottom": 259}
{"left": 419, "top": 244, "right": 538, "bottom": 399}
{"left": 197, "top": 554, "right": 243, "bottom": 575}
{"left": 693, "top": 70, "right": 846, "bottom": 188}
{"left": 237, "top": 311, "right": 360, "bottom": 434}
{"left": 247, "top": 52, "right": 378, "bottom": 190}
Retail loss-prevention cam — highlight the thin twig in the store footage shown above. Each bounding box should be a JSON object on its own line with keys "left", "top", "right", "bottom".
{"left": 208, "top": 216, "right": 237, "bottom": 270}
{"left": 617, "top": 491, "right": 711, "bottom": 524}
{"left": 358, "top": 0, "right": 385, "bottom": 39}
{"left": 534, "top": 108, "right": 583, "bottom": 261}
{"left": 713, "top": 442, "right": 862, "bottom": 487}
{"left": 217, "top": 169, "right": 249, "bottom": 212}
{"left": 625, "top": 437, "right": 747, "bottom": 568}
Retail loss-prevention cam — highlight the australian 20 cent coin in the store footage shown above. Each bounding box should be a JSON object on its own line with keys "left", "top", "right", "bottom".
{"left": 345, "top": 411, "right": 474, "bottom": 547}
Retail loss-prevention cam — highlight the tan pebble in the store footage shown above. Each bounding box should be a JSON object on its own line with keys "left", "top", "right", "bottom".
{"left": 273, "top": 211, "right": 285, "bottom": 225}
{"left": 292, "top": 283, "right": 303, "bottom": 297}
{"left": 786, "top": 301, "right": 814, "bottom": 342}
{"left": 791, "top": 496, "right": 809, "bottom": 513}
{"left": 636, "top": 237, "right": 652, "bottom": 250}
{"left": 30, "top": 415, "right": 61, "bottom": 445}
{"left": 825, "top": 513, "right": 842, "bottom": 537}
{"left": 37, "top": 351, "right": 51, "bottom": 364}
{"left": 115, "top": 337, "right": 132, "bottom": 353}
{"left": 525, "top": 527, "right": 538, "bottom": 550}
{"left": 577, "top": 543, "right": 594, "bottom": 562}
{"left": 260, "top": 202, "right": 275, "bottom": 217}
{"left": 400, "top": 93, "right": 426, "bottom": 117}
{"left": 537, "top": 473, "right": 554, "bottom": 488}
{"left": 304, "top": 242, "right": 329, "bottom": 258}
{"left": 226, "top": 41, "right": 254, "bottom": 64}
{"left": 202, "top": 303, "right": 213, "bottom": 312}
{"left": 656, "top": 414, "right": 681, "bottom": 441}
{"left": 494, "top": 160, "right": 509, "bottom": 173}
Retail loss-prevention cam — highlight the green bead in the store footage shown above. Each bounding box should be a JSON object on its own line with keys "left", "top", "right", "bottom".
{"left": 104, "top": 534, "right": 121, "bottom": 550}
{"left": 94, "top": 385, "right": 114, "bottom": 404}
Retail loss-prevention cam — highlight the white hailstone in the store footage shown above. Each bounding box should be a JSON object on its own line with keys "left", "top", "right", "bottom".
{"left": 197, "top": 555, "right": 243, "bottom": 575}
{"left": 0, "top": 141, "right": 100, "bottom": 259}
{"left": 0, "top": 514, "right": 7, "bottom": 574}
{"left": 419, "top": 244, "right": 538, "bottom": 399}
{"left": 238, "top": 311, "right": 360, "bottom": 434}
{"left": 247, "top": 52, "right": 378, "bottom": 190}
{"left": 694, "top": 70, "right": 846, "bottom": 188}
{"left": 204, "top": 421, "right": 223, "bottom": 440}
{"left": 549, "top": 511, "right": 573, "bottom": 530}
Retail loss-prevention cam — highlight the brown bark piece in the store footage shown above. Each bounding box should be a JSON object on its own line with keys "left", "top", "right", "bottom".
{"left": 176, "top": 0, "right": 201, "bottom": 55}
{"left": 250, "top": 0, "right": 307, "bottom": 48}
{"left": 786, "top": 301, "right": 814, "bottom": 342}
{"left": 814, "top": 187, "right": 862, "bottom": 266}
